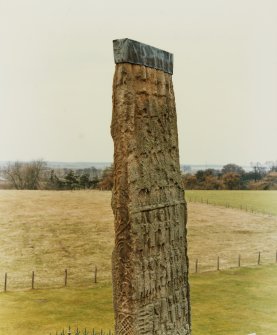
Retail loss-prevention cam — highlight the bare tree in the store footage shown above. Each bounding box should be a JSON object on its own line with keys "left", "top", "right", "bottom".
{"left": 4, "top": 160, "right": 47, "bottom": 189}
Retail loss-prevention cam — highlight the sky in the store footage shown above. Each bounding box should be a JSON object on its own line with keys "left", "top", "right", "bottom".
{"left": 0, "top": 0, "right": 276, "bottom": 165}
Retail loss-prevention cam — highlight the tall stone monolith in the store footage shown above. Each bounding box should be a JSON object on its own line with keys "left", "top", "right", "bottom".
{"left": 111, "top": 38, "right": 191, "bottom": 335}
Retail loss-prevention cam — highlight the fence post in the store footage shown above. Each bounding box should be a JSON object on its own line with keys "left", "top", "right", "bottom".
{"left": 217, "top": 256, "right": 220, "bottom": 271}
{"left": 238, "top": 254, "right": 241, "bottom": 267}
{"left": 94, "top": 266, "right": 97, "bottom": 283}
{"left": 258, "top": 251, "right": 261, "bottom": 265}
{"left": 195, "top": 259, "right": 198, "bottom": 273}
{"left": 276, "top": 250, "right": 277, "bottom": 263}
{"left": 4, "top": 273, "right": 7, "bottom": 292}
{"left": 32, "top": 271, "right": 35, "bottom": 289}
{"left": 64, "top": 269, "right": 68, "bottom": 287}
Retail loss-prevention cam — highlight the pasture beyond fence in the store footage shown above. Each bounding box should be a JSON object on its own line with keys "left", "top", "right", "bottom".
{"left": 187, "top": 196, "right": 267, "bottom": 214}
{"left": 2, "top": 252, "right": 277, "bottom": 292}
{"left": 186, "top": 193, "right": 277, "bottom": 217}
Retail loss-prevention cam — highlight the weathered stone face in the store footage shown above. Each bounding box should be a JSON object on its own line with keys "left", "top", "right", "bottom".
{"left": 111, "top": 48, "right": 191, "bottom": 335}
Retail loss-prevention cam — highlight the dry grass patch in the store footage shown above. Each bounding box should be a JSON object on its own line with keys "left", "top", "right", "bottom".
{"left": 0, "top": 190, "right": 277, "bottom": 289}
{"left": 188, "top": 202, "right": 277, "bottom": 272}
{"left": 0, "top": 190, "right": 114, "bottom": 290}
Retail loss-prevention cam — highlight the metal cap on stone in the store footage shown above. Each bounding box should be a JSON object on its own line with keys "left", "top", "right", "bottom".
{"left": 113, "top": 38, "right": 173, "bottom": 74}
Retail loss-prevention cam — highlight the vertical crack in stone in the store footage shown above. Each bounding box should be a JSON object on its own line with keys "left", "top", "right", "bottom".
{"left": 111, "top": 41, "right": 191, "bottom": 335}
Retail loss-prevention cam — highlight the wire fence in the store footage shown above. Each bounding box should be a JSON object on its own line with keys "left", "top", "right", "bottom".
{"left": 51, "top": 327, "right": 113, "bottom": 335}
{"left": 2, "top": 266, "right": 99, "bottom": 292}
{"left": 190, "top": 250, "right": 277, "bottom": 273}
{"left": 187, "top": 197, "right": 276, "bottom": 216}
{"left": 2, "top": 251, "right": 277, "bottom": 292}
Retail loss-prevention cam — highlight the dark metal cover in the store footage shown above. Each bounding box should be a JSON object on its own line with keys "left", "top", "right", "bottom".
{"left": 113, "top": 38, "right": 173, "bottom": 74}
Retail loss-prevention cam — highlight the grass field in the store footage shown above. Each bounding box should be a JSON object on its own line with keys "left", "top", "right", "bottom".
{"left": 0, "top": 190, "right": 277, "bottom": 334}
{"left": 0, "top": 284, "right": 114, "bottom": 335}
{"left": 0, "top": 190, "right": 277, "bottom": 289}
{"left": 190, "top": 265, "right": 277, "bottom": 335}
{"left": 1, "top": 265, "right": 277, "bottom": 335}
{"left": 186, "top": 190, "right": 277, "bottom": 216}
{"left": 0, "top": 190, "right": 114, "bottom": 289}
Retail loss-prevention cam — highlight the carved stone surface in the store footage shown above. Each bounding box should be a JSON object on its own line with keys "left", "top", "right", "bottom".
{"left": 111, "top": 41, "right": 191, "bottom": 335}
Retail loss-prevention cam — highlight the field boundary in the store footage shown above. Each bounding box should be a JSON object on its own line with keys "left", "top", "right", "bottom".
{"left": 187, "top": 196, "right": 276, "bottom": 216}
{"left": 2, "top": 251, "right": 277, "bottom": 292}
{"left": 191, "top": 250, "right": 277, "bottom": 274}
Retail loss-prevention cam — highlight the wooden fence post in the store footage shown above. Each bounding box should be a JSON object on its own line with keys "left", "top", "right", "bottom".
{"left": 65, "top": 269, "right": 68, "bottom": 287}
{"left": 4, "top": 273, "right": 7, "bottom": 292}
{"left": 258, "top": 251, "right": 261, "bottom": 265}
{"left": 217, "top": 256, "right": 220, "bottom": 271}
{"left": 32, "top": 271, "right": 35, "bottom": 289}
{"left": 195, "top": 259, "right": 198, "bottom": 273}
{"left": 238, "top": 254, "right": 241, "bottom": 267}
{"left": 94, "top": 266, "right": 97, "bottom": 283}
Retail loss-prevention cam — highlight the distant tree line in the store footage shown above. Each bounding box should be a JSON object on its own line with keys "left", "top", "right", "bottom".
{"left": 0, "top": 160, "right": 114, "bottom": 190}
{"left": 182, "top": 163, "right": 277, "bottom": 190}
{"left": 1, "top": 161, "right": 276, "bottom": 191}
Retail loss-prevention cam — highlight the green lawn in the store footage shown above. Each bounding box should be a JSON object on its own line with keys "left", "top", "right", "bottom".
{"left": 186, "top": 190, "right": 277, "bottom": 216}
{"left": 191, "top": 265, "right": 277, "bottom": 335}
{"left": 0, "top": 284, "right": 114, "bottom": 335}
{"left": 1, "top": 265, "right": 277, "bottom": 335}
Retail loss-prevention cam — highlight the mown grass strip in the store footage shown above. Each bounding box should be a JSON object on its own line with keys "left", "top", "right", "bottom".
{"left": 186, "top": 190, "right": 277, "bottom": 216}
{"left": 190, "top": 265, "right": 277, "bottom": 335}
{"left": 1, "top": 265, "right": 277, "bottom": 335}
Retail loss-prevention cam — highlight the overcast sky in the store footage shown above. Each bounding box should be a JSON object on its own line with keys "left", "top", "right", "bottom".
{"left": 0, "top": 0, "right": 276, "bottom": 165}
